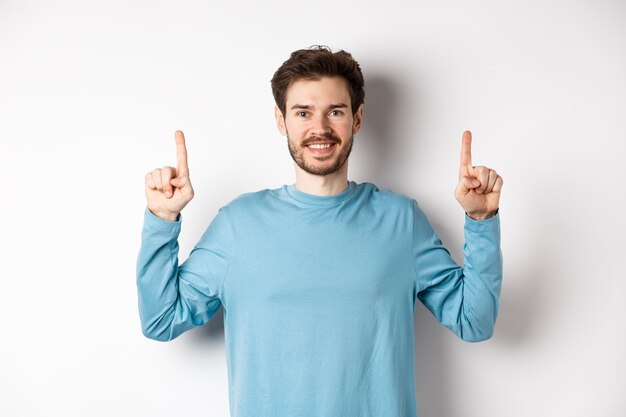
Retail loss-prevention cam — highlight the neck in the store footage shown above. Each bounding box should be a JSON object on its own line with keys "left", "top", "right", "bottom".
{"left": 293, "top": 161, "right": 350, "bottom": 196}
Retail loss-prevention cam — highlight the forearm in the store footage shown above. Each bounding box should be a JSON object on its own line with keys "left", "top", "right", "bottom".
{"left": 457, "top": 211, "right": 503, "bottom": 341}
{"left": 136, "top": 208, "right": 193, "bottom": 341}
{"left": 414, "top": 201, "right": 503, "bottom": 342}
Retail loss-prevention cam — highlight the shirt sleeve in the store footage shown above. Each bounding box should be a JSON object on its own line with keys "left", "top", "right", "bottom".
{"left": 136, "top": 206, "right": 234, "bottom": 342}
{"left": 411, "top": 200, "right": 503, "bottom": 342}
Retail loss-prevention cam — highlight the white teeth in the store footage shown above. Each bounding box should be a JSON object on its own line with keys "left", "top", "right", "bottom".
{"left": 308, "top": 143, "right": 332, "bottom": 149}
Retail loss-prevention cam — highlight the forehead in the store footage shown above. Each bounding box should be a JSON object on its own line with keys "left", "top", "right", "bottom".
{"left": 285, "top": 76, "right": 351, "bottom": 107}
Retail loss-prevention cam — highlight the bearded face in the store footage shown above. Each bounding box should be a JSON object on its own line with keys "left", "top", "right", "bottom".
{"left": 276, "top": 76, "right": 362, "bottom": 178}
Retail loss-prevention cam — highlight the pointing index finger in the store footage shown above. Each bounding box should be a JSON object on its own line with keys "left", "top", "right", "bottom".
{"left": 175, "top": 130, "right": 189, "bottom": 176}
{"left": 460, "top": 130, "right": 473, "bottom": 169}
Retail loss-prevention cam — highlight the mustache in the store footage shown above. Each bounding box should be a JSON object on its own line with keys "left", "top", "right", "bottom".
{"left": 303, "top": 132, "right": 341, "bottom": 146}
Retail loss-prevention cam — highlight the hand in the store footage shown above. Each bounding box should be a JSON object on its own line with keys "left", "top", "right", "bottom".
{"left": 144, "top": 130, "right": 195, "bottom": 221}
{"left": 454, "top": 131, "right": 503, "bottom": 220}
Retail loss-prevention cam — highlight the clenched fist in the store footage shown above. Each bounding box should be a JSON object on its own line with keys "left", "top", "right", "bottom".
{"left": 145, "top": 130, "right": 195, "bottom": 222}
{"left": 454, "top": 130, "right": 503, "bottom": 220}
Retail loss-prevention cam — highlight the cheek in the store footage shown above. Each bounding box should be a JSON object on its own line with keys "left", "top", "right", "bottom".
{"left": 335, "top": 121, "right": 355, "bottom": 135}
{"left": 285, "top": 124, "right": 305, "bottom": 138}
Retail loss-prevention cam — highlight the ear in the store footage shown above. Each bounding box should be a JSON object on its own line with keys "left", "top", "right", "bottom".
{"left": 275, "top": 105, "right": 287, "bottom": 136}
{"left": 352, "top": 104, "right": 364, "bottom": 134}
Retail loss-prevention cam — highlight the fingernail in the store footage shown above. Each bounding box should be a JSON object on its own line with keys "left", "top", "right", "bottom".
{"left": 164, "top": 191, "right": 171, "bottom": 198}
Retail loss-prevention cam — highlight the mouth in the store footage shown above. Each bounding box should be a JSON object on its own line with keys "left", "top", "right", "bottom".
{"left": 305, "top": 141, "right": 338, "bottom": 157}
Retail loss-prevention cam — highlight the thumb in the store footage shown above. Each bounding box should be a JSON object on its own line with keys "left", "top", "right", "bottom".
{"left": 170, "top": 177, "right": 188, "bottom": 188}
{"left": 458, "top": 175, "right": 480, "bottom": 192}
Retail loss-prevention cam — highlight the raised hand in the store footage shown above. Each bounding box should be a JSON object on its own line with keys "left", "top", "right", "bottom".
{"left": 454, "top": 131, "right": 503, "bottom": 220}
{"left": 145, "top": 130, "right": 195, "bottom": 221}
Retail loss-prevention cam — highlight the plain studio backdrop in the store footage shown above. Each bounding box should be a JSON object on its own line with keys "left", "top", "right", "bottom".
{"left": 1, "top": 0, "right": 624, "bottom": 416}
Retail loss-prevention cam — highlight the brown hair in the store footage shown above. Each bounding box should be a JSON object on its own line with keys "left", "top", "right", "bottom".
{"left": 271, "top": 45, "right": 365, "bottom": 116}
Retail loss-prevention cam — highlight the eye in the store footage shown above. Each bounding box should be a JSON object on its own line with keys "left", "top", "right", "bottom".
{"left": 329, "top": 110, "right": 343, "bottom": 116}
{"left": 296, "top": 111, "right": 308, "bottom": 117}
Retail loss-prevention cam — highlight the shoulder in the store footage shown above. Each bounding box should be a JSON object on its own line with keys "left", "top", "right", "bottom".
{"left": 355, "top": 181, "right": 416, "bottom": 209}
{"left": 217, "top": 184, "right": 283, "bottom": 214}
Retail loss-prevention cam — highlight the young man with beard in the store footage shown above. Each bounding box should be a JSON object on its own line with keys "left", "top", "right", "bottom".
{"left": 137, "top": 46, "right": 503, "bottom": 417}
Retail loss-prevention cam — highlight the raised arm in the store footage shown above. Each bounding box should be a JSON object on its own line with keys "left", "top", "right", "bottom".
{"left": 413, "top": 131, "right": 504, "bottom": 342}
{"left": 137, "top": 131, "right": 232, "bottom": 341}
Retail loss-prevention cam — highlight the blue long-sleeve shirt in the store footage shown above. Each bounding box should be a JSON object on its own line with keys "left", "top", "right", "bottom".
{"left": 136, "top": 180, "right": 503, "bottom": 417}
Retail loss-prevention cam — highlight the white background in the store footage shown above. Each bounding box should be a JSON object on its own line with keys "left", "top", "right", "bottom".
{"left": 1, "top": 0, "right": 625, "bottom": 416}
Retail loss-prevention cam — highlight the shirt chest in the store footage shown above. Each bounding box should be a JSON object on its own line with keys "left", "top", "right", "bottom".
{"left": 223, "top": 223, "right": 414, "bottom": 315}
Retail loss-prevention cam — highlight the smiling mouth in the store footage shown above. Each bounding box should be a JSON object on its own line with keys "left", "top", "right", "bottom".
{"left": 307, "top": 142, "right": 334, "bottom": 149}
{"left": 305, "top": 141, "right": 337, "bottom": 156}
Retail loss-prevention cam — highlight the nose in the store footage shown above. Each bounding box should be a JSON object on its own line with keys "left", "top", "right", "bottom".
{"left": 310, "top": 113, "right": 331, "bottom": 136}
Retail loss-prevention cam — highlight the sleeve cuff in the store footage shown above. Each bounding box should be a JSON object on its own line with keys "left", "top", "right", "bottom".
{"left": 143, "top": 207, "right": 182, "bottom": 234}
{"left": 464, "top": 209, "right": 500, "bottom": 231}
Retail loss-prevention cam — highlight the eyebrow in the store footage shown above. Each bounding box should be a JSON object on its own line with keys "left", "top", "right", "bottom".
{"left": 290, "top": 103, "right": 349, "bottom": 110}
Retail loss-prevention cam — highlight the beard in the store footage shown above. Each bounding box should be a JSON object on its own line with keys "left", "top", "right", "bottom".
{"left": 286, "top": 131, "right": 354, "bottom": 176}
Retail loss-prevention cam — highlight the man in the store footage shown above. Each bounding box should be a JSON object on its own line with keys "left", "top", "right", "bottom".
{"left": 137, "top": 46, "right": 503, "bottom": 417}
